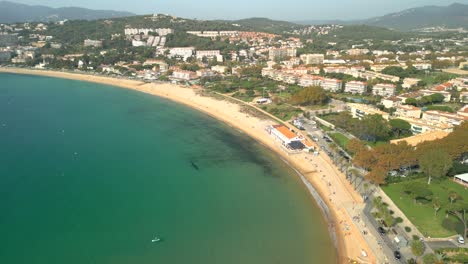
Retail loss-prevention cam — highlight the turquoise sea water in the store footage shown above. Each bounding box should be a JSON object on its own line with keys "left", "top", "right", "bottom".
{"left": 0, "top": 73, "right": 336, "bottom": 264}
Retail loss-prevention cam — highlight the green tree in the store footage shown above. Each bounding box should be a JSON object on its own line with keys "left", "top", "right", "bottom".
{"left": 403, "top": 182, "right": 433, "bottom": 203}
{"left": 360, "top": 114, "right": 391, "bottom": 142}
{"left": 423, "top": 253, "right": 446, "bottom": 264}
{"left": 446, "top": 201, "right": 468, "bottom": 240}
{"left": 382, "top": 66, "right": 408, "bottom": 78}
{"left": 449, "top": 191, "right": 459, "bottom": 204}
{"left": 346, "top": 138, "right": 367, "bottom": 156}
{"left": 410, "top": 240, "right": 425, "bottom": 259}
{"left": 389, "top": 119, "right": 412, "bottom": 137}
{"left": 353, "top": 148, "right": 377, "bottom": 170}
{"left": 405, "top": 98, "right": 419, "bottom": 106}
{"left": 429, "top": 93, "right": 445, "bottom": 104}
{"left": 290, "top": 86, "right": 329, "bottom": 106}
{"left": 432, "top": 198, "right": 441, "bottom": 216}
{"left": 419, "top": 149, "right": 453, "bottom": 184}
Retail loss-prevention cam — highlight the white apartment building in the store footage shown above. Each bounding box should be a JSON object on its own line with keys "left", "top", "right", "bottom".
{"left": 269, "top": 48, "right": 297, "bottom": 61}
{"left": 412, "top": 63, "right": 432, "bottom": 71}
{"left": 196, "top": 69, "right": 216, "bottom": 78}
{"left": 460, "top": 91, "right": 468, "bottom": 103}
{"left": 381, "top": 97, "right": 402, "bottom": 109}
{"left": 132, "top": 40, "right": 147, "bottom": 47}
{"left": 359, "top": 71, "right": 400, "bottom": 83}
{"left": 422, "top": 110, "right": 467, "bottom": 127}
{"left": 372, "top": 83, "right": 396, "bottom": 97}
{"left": 347, "top": 103, "right": 389, "bottom": 120}
{"left": 401, "top": 118, "right": 452, "bottom": 134}
{"left": 196, "top": 50, "right": 222, "bottom": 61}
{"left": 300, "top": 53, "right": 324, "bottom": 65}
{"left": 321, "top": 78, "right": 342, "bottom": 92}
{"left": 346, "top": 48, "right": 369, "bottom": 56}
{"left": 211, "top": 65, "right": 228, "bottom": 74}
{"left": 324, "top": 66, "right": 348, "bottom": 74}
{"left": 83, "top": 39, "right": 102, "bottom": 47}
{"left": 402, "top": 78, "right": 421, "bottom": 89}
{"left": 124, "top": 28, "right": 173, "bottom": 36}
{"left": 169, "top": 47, "right": 195, "bottom": 59}
{"left": 298, "top": 75, "right": 322, "bottom": 87}
{"left": 394, "top": 105, "right": 422, "bottom": 119}
{"left": 344, "top": 81, "right": 367, "bottom": 94}
{"left": 171, "top": 70, "right": 197, "bottom": 81}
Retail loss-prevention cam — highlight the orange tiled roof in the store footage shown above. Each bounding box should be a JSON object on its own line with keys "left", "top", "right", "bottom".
{"left": 273, "top": 125, "right": 297, "bottom": 140}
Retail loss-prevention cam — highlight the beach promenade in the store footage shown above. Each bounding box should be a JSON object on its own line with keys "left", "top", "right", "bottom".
{"left": 0, "top": 68, "right": 381, "bottom": 263}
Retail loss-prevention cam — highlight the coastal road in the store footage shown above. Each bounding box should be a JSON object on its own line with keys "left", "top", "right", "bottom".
{"left": 427, "top": 240, "right": 461, "bottom": 250}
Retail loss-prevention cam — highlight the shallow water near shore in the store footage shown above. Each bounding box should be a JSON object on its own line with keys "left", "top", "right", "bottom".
{"left": 0, "top": 73, "right": 336, "bottom": 264}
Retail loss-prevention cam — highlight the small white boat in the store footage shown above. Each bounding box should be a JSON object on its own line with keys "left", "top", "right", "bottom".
{"left": 151, "top": 237, "right": 161, "bottom": 243}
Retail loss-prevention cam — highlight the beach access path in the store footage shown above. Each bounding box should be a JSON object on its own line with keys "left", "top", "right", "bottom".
{"left": 0, "top": 68, "right": 383, "bottom": 263}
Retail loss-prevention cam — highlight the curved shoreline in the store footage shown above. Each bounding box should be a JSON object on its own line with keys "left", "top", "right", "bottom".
{"left": 0, "top": 68, "right": 374, "bottom": 263}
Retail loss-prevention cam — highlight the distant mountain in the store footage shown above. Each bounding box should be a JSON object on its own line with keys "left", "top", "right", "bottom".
{"left": 362, "top": 3, "right": 468, "bottom": 31}
{"left": 294, "top": 19, "right": 352, "bottom": 26}
{"left": 0, "top": 1, "right": 135, "bottom": 23}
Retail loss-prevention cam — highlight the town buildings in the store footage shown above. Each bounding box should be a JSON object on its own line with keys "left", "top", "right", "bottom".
{"left": 269, "top": 48, "right": 297, "bottom": 61}
{"left": 211, "top": 65, "right": 228, "bottom": 74}
{"left": 394, "top": 105, "right": 422, "bottom": 119}
{"left": 372, "top": 83, "right": 396, "bottom": 97}
{"left": 168, "top": 47, "right": 195, "bottom": 60}
{"left": 422, "top": 110, "right": 467, "bottom": 127}
{"left": 321, "top": 78, "right": 343, "bottom": 92}
{"left": 83, "top": 39, "right": 103, "bottom": 48}
{"left": 347, "top": 103, "right": 390, "bottom": 120}
{"left": 344, "top": 81, "right": 367, "bottom": 94}
{"left": 124, "top": 28, "right": 173, "bottom": 36}
{"left": 402, "top": 78, "right": 421, "bottom": 89}
{"left": 196, "top": 50, "right": 222, "bottom": 62}
{"left": 171, "top": 69, "right": 197, "bottom": 81}
{"left": 300, "top": 53, "right": 324, "bottom": 65}
{"left": 381, "top": 97, "right": 403, "bottom": 109}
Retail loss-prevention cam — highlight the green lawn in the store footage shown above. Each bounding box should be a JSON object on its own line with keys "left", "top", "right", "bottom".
{"left": 382, "top": 178, "right": 468, "bottom": 238}
{"left": 329, "top": 132, "right": 350, "bottom": 151}
{"left": 318, "top": 123, "right": 333, "bottom": 132}
{"left": 260, "top": 104, "right": 303, "bottom": 121}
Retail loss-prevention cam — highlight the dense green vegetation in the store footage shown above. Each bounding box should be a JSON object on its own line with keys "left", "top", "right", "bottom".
{"left": 405, "top": 93, "right": 446, "bottom": 107}
{"left": 433, "top": 248, "right": 468, "bottom": 263}
{"left": 425, "top": 105, "right": 455, "bottom": 113}
{"left": 381, "top": 65, "right": 420, "bottom": 79}
{"left": 228, "top": 17, "right": 303, "bottom": 34}
{"left": 259, "top": 104, "right": 302, "bottom": 121}
{"left": 318, "top": 25, "right": 410, "bottom": 41}
{"left": 44, "top": 15, "right": 245, "bottom": 46}
{"left": 320, "top": 112, "right": 410, "bottom": 143}
{"left": 290, "top": 86, "right": 329, "bottom": 106}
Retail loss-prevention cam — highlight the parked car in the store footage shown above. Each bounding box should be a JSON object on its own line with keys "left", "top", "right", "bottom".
{"left": 393, "top": 251, "right": 401, "bottom": 260}
{"left": 458, "top": 235, "right": 465, "bottom": 244}
{"left": 378, "top": 227, "right": 386, "bottom": 235}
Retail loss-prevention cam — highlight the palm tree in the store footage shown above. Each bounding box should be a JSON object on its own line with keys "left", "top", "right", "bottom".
{"left": 434, "top": 252, "right": 447, "bottom": 264}
{"left": 448, "top": 191, "right": 459, "bottom": 204}
{"left": 433, "top": 198, "right": 441, "bottom": 216}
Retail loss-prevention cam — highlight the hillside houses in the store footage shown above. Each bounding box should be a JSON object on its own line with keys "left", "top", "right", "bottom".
{"left": 372, "top": 83, "right": 396, "bottom": 97}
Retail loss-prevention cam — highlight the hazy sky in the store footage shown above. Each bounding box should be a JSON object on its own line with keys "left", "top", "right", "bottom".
{"left": 9, "top": 0, "right": 468, "bottom": 21}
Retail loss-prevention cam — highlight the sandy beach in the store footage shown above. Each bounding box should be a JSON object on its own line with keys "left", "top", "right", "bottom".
{"left": 0, "top": 68, "right": 378, "bottom": 263}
